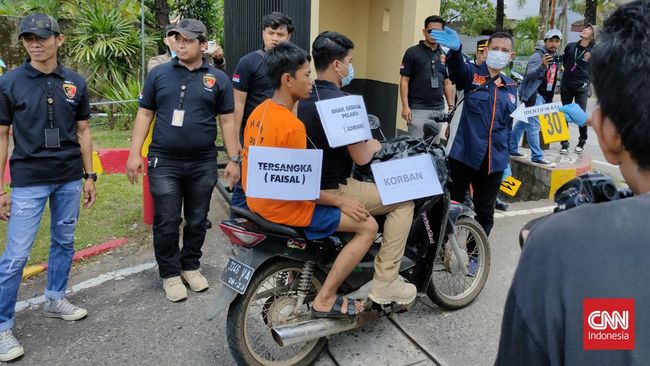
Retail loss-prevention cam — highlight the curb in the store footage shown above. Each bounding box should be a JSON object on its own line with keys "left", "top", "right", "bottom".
{"left": 21, "top": 237, "right": 129, "bottom": 279}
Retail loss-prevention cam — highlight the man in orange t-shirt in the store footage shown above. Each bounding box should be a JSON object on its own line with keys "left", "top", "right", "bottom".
{"left": 241, "top": 43, "right": 377, "bottom": 318}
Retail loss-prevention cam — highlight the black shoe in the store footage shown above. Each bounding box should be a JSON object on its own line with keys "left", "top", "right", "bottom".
{"left": 463, "top": 192, "right": 474, "bottom": 210}
{"left": 495, "top": 198, "right": 508, "bottom": 211}
{"left": 575, "top": 140, "right": 586, "bottom": 154}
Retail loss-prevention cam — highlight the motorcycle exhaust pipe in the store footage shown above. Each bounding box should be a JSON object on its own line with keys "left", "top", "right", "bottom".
{"left": 272, "top": 309, "right": 382, "bottom": 347}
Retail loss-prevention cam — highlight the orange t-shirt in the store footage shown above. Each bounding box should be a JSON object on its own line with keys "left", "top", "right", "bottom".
{"left": 241, "top": 99, "right": 315, "bottom": 227}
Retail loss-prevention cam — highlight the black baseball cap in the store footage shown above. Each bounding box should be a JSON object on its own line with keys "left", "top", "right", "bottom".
{"left": 166, "top": 19, "right": 207, "bottom": 40}
{"left": 476, "top": 39, "right": 488, "bottom": 52}
{"left": 19, "top": 13, "right": 60, "bottom": 40}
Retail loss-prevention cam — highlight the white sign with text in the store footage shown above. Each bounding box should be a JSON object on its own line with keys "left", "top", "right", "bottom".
{"left": 246, "top": 146, "right": 323, "bottom": 201}
{"left": 371, "top": 154, "right": 443, "bottom": 205}
{"left": 510, "top": 101, "right": 562, "bottom": 123}
{"left": 315, "top": 95, "right": 373, "bottom": 148}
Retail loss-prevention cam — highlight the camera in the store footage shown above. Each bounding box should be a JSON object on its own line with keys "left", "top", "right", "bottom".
{"left": 554, "top": 172, "right": 633, "bottom": 212}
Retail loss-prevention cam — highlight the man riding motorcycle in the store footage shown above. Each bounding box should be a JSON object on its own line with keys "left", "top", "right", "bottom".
{"left": 297, "top": 31, "right": 417, "bottom": 306}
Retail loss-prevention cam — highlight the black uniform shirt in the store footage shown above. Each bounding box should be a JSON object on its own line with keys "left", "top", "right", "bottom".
{"left": 561, "top": 41, "right": 593, "bottom": 89}
{"left": 400, "top": 41, "right": 449, "bottom": 110}
{"left": 0, "top": 60, "right": 90, "bottom": 187}
{"left": 297, "top": 80, "right": 354, "bottom": 190}
{"left": 139, "top": 57, "right": 234, "bottom": 160}
{"left": 232, "top": 49, "right": 273, "bottom": 135}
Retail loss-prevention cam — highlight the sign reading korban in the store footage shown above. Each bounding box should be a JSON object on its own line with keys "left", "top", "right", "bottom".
{"left": 371, "top": 154, "right": 443, "bottom": 205}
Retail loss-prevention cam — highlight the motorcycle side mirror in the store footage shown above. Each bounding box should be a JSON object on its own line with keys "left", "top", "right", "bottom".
{"left": 368, "top": 114, "right": 381, "bottom": 130}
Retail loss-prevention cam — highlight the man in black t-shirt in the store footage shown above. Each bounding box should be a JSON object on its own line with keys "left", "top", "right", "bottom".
{"left": 298, "top": 31, "right": 417, "bottom": 306}
{"left": 497, "top": 2, "right": 650, "bottom": 363}
{"left": 0, "top": 13, "right": 96, "bottom": 362}
{"left": 126, "top": 19, "right": 240, "bottom": 303}
{"left": 400, "top": 15, "right": 454, "bottom": 141}
{"left": 230, "top": 12, "right": 294, "bottom": 211}
{"left": 559, "top": 23, "right": 595, "bottom": 155}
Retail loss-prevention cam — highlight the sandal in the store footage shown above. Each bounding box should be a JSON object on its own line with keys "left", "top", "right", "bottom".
{"left": 312, "top": 295, "right": 360, "bottom": 319}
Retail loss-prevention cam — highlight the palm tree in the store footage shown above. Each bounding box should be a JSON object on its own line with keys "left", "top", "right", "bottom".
{"left": 585, "top": 0, "right": 597, "bottom": 24}
{"left": 496, "top": 0, "right": 505, "bottom": 31}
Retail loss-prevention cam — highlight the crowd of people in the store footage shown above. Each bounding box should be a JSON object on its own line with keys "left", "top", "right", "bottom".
{"left": 1, "top": 0, "right": 649, "bottom": 362}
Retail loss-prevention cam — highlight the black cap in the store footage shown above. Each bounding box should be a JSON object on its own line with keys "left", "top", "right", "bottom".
{"left": 166, "top": 19, "right": 207, "bottom": 40}
{"left": 476, "top": 39, "right": 488, "bottom": 52}
{"left": 19, "top": 13, "right": 60, "bottom": 40}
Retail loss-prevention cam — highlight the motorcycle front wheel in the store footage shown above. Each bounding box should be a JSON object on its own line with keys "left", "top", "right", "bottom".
{"left": 226, "top": 259, "right": 327, "bottom": 366}
{"left": 427, "top": 217, "right": 491, "bottom": 310}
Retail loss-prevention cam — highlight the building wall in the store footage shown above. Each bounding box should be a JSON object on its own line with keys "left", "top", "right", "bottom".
{"left": 309, "top": 0, "right": 441, "bottom": 133}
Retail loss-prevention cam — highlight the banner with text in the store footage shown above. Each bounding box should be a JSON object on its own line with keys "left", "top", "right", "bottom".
{"left": 316, "top": 95, "right": 373, "bottom": 148}
{"left": 246, "top": 146, "right": 322, "bottom": 201}
{"left": 510, "top": 101, "right": 562, "bottom": 123}
{"left": 371, "top": 154, "right": 443, "bottom": 205}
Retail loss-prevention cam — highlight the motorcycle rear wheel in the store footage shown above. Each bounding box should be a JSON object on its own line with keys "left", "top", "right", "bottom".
{"left": 427, "top": 217, "right": 491, "bottom": 310}
{"left": 226, "top": 259, "right": 327, "bottom": 366}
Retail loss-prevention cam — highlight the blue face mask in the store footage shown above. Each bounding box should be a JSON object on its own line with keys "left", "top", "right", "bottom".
{"left": 339, "top": 62, "right": 355, "bottom": 87}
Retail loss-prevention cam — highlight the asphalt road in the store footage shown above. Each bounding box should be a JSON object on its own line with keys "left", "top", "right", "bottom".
{"left": 5, "top": 193, "right": 556, "bottom": 366}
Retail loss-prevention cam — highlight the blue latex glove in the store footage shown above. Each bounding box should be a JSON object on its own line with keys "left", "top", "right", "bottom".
{"left": 429, "top": 26, "right": 461, "bottom": 51}
{"left": 502, "top": 164, "right": 512, "bottom": 182}
{"left": 559, "top": 103, "right": 587, "bottom": 127}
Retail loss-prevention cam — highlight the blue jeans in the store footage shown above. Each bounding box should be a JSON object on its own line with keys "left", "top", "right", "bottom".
{"left": 509, "top": 94, "right": 544, "bottom": 161}
{"left": 0, "top": 180, "right": 82, "bottom": 331}
{"left": 229, "top": 182, "right": 249, "bottom": 218}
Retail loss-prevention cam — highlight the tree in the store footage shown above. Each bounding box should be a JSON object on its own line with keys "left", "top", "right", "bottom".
{"left": 496, "top": 0, "right": 505, "bottom": 31}
{"left": 172, "top": 0, "right": 225, "bottom": 46}
{"left": 585, "top": 0, "right": 597, "bottom": 24}
{"left": 441, "top": 0, "right": 496, "bottom": 35}
{"left": 514, "top": 16, "right": 538, "bottom": 55}
{"left": 150, "top": 0, "right": 171, "bottom": 54}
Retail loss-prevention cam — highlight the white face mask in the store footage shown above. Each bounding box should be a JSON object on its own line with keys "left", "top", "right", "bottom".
{"left": 486, "top": 50, "right": 511, "bottom": 70}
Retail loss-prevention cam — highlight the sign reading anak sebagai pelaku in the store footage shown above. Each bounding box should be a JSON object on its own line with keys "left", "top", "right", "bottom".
{"left": 246, "top": 146, "right": 323, "bottom": 201}
{"left": 315, "top": 95, "right": 373, "bottom": 148}
{"left": 371, "top": 154, "right": 443, "bottom": 205}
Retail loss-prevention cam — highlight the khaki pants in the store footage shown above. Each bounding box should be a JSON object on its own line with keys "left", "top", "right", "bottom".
{"left": 324, "top": 178, "right": 414, "bottom": 282}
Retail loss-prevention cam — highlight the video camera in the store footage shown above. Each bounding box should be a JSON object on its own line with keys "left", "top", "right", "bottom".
{"left": 554, "top": 172, "right": 633, "bottom": 212}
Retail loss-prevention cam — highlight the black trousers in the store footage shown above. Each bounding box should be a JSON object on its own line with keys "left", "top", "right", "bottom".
{"left": 448, "top": 157, "right": 503, "bottom": 236}
{"left": 561, "top": 85, "right": 590, "bottom": 147}
{"left": 148, "top": 156, "right": 218, "bottom": 278}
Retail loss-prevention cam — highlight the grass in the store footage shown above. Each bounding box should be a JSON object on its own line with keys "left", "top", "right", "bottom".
{"left": 0, "top": 174, "right": 147, "bottom": 266}
{"left": 92, "top": 124, "right": 133, "bottom": 149}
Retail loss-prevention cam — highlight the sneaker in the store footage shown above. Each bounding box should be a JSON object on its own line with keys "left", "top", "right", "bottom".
{"left": 368, "top": 275, "right": 417, "bottom": 305}
{"left": 181, "top": 270, "right": 209, "bottom": 292}
{"left": 575, "top": 141, "right": 585, "bottom": 154}
{"left": 162, "top": 276, "right": 188, "bottom": 302}
{"left": 495, "top": 198, "right": 508, "bottom": 211}
{"left": 467, "top": 257, "right": 479, "bottom": 277}
{"left": 43, "top": 298, "right": 88, "bottom": 321}
{"left": 559, "top": 147, "right": 569, "bottom": 155}
{"left": 532, "top": 158, "right": 557, "bottom": 168}
{"left": 0, "top": 330, "right": 24, "bottom": 362}
{"left": 509, "top": 152, "right": 526, "bottom": 158}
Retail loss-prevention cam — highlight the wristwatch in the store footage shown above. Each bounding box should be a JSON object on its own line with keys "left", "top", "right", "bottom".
{"left": 228, "top": 155, "right": 241, "bottom": 163}
{"left": 83, "top": 172, "right": 98, "bottom": 181}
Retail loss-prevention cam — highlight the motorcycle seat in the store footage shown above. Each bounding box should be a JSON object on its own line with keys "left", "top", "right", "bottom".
{"left": 230, "top": 206, "right": 302, "bottom": 238}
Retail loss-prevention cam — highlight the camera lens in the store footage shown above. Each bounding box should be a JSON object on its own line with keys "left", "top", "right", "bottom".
{"left": 593, "top": 181, "right": 618, "bottom": 202}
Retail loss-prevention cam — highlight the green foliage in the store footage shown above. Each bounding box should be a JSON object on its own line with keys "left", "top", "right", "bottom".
{"left": 172, "top": 0, "right": 224, "bottom": 45}
{"left": 95, "top": 76, "right": 142, "bottom": 130}
{"left": 67, "top": 1, "right": 154, "bottom": 88}
{"left": 569, "top": 0, "right": 618, "bottom": 25}
{"left": 441, "top": 0, "right": 496, "bottom": 35}
{"left": 514, "top": 16, "right": 538, "bottom": 55}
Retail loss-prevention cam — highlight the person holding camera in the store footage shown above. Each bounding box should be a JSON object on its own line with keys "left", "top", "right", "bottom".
{"left": 496, "top": 1, "right": 650, "bottom": 362}
{"left": 559, "top": 23, "right": 596, "bottom": 155}
{"left": 509, "top": 29, "right": 562, "bottom": 167}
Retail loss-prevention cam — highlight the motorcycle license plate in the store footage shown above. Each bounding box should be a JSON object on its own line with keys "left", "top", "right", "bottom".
{"left": 220, "top": 257, "right": 254, "bottom": 294}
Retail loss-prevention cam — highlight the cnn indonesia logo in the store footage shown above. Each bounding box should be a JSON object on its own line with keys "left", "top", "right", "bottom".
{"left": 583, "top": 298, "right": 635, "bottom": 350}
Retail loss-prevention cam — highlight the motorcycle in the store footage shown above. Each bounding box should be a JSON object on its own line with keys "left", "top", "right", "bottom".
{"left": 208, "top": 122, "right": 491, "bottom": 366}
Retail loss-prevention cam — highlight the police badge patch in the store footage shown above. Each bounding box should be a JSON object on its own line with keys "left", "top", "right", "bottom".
{"left": 63, "top": 83, "right": 77, "bottom": 99}
{"left": 203, "top": 74, "right": 216, "bottom": 88}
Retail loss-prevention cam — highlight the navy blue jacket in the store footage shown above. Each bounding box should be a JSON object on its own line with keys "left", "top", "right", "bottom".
{"left": 446, "top": 48, "right": 517, "bottom": 173}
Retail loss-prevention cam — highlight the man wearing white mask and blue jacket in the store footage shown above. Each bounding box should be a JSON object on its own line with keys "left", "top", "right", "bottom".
{"left": 430, "top": 28, "right": 518, "bottom": 237}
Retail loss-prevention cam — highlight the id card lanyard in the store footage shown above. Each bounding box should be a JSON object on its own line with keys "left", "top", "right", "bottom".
{"left": 570, "top": 45, "right": 588, "bottom": 72}
{"left": 36, "top": 77, "right": 62, "bottom": 148}
{"left": 430, "top": 50, "right": 440, "bottom": 89}
{"left": 172, "top": 72, "right": 198, "bottom": 127}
